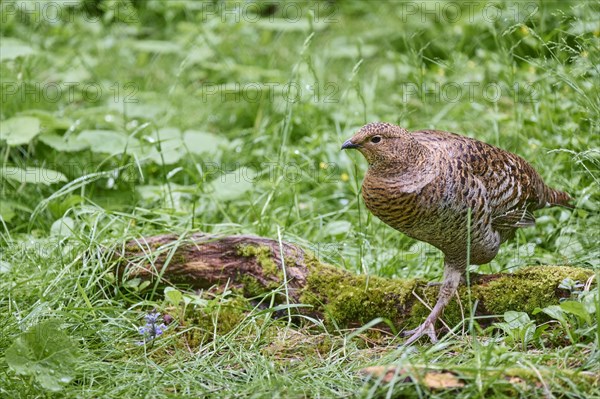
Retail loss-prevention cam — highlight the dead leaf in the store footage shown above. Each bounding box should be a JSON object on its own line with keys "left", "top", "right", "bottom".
{"left": 360, "top": 366, "right": 464, "bottom": 389}
{"left": 423, "top": 371, "right": 465, "bottom": 389}
{"left": 507, "top": 376, "right": 527, "bottom": 387}
{"left": 360, "top": 366, "right": 407, "bottom": 383}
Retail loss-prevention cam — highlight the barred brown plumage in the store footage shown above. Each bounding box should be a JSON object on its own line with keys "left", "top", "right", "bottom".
{"left": 342, "top": 122, "right": 573, "bottom": 345}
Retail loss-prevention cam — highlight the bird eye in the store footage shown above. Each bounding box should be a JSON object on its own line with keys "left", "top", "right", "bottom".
{"left": 370, "top": 136, "right": 382, "bottom": 144}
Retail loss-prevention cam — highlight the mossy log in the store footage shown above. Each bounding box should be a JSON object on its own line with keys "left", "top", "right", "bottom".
{"left": 115, "top": 233, "right": 594, "bottom": 331}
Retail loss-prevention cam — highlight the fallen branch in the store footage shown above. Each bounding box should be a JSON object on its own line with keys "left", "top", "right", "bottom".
{"left": 114, "top": 233, "right": 594, "bottom": 331}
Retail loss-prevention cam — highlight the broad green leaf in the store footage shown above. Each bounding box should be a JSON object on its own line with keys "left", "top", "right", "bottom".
{"left": 57, "top": 66, "right": 91, "bottom": 82}
{"left": 0, "top": 116, "right": 42, "bottom": 145}
{"left": 581, "top": 291, "right": 598, "bottom": 314}
{"left": 6, "top": 320, "right": 80, "bottom": 392}
{"left": 20, "top": 110, "right": 72, "bottom": 131}
{"left": 569, "top": 19, "right": 600, "bottom": 35}
{"left": 560, "top": 300, "right": 592, "bottom": 324}
{"left": 131, "top": 40, "right": 181, "bottom": 53}
{"left": 185, "top": 294, "right": 208, "bottom": 306}
{"left": 0, "top": 260, "right": 11, "bottom": 273}
{"left": 1, "top": 166, "right": 67, "bottom": 185}
{"left": 42, "top": 0, "right": 79, "bottom": 7}
{"left": 38, "top": 133, "right": 89, "bottom": 152}
{"left": 532, "top": 324, "right": 550, "bottom": 341}
{"left": 50, "top": 217, "right": 75, "bottom": 237}
{"left": 123, "top": 278, "right": 149, "bottom": 292}
{"left": 185, "top": 45, "right": 216, "bottom": 65}
{"left": 503, "top": 311, "right": 531, "bottom": 328}
{"left": 136, "top": 184, "right": 195, "bottom": 205}
{"left": 0, "top": 200, "right": 32, "bottom": 222}
{"left": 136, "top": 185, "right": 164, "bottom": 200}
{"left": 255, "top": 19, "right": 328, "bottom": 32}
{"left": 207, "top": 169, "right": 255, "bottom": 201}
{"left": 324, "top": 221, "right": 352, "bottom": 236}
{"left": 0, "top": 38, "right": 35, "bottom": 61}
{"left": 182, "top": 130, "right": 229, "bottom": 155}
{"left": 0, "top": 200, "right": 17, "bottom": 222}
{"left": 124, "top": 278, "right": 142, "bottom": 289}
{"left": 108, "top": 99, "right": 168, "bottom": 119}
{"left": 556, "top": 237, "right": 584, "bottom": 258}
{"left": 539, "top": 305, "right": 567, "bottom": 324}
{"left": 328, "top": 43, "right": 378, "bottom": 59}
{"left": 145, "top": 128, "right": 184, "bottom": 164}
{"left": 77, "top": 130, "right": 138, "bottom": 155}
{"left": 165, "top": 287, "right": 184, "bottom": 305}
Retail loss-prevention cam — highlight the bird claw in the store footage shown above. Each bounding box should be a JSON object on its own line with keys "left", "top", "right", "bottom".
{"left": 401, "top": 268, "right": 463, "bottom": 346}
{"left": 402, "top": 321, "right": 438, "bottom": 346}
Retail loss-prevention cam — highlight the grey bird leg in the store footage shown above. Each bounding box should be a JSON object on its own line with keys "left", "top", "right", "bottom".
{"left": 402, "top": 266, "right": 463, "bottom": 345}
{"left": 426, "top": 274, "right": 467, "bottom": 287}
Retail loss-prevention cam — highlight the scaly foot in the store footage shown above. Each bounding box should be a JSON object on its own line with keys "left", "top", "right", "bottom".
{"left": 402, "top": 321, "right": 438, "bottom": 345}
{"left": 401, "top": 267, "right": 463, "bottom": 346}
{"left": 427, "top": 275, "right": 467, "bottom": 287}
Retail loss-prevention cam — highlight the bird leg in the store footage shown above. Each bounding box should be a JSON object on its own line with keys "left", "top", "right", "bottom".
{"left": 402, "top": 266, "right": 463, "bottom": 345}
{"left": 426, "top": 274, "right": 467, "bottom": 287}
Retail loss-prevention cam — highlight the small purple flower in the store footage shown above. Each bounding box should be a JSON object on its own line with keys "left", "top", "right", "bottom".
{"left": 145, "top": 312, "right": 161, "bottom": 324}
{"left": 138, "top": 310, "right": 167, "bottom": 344}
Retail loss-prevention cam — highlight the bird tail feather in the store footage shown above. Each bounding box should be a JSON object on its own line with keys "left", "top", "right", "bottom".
{"left": 546, "top": 188, "right": 574, "bottom": 209}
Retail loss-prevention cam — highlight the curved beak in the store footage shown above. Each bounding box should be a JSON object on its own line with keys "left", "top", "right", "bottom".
{"left": 341, "top": 139, "right": 359, "bottom": 150}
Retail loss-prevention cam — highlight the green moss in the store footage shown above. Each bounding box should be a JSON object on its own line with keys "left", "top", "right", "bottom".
{"left": 122, "top": 240, "right": 188, "bottom": 270}
{"left": 236, "top": 244, "right": 281, "bottom": 278}
{"left": 124, "top": 239, "right": 165, "bottom": 254}
{"left": 169, "top": 252, "right": 188, "bottom": 266}
{"left": 261, "top": 328, "right": 340, "bottom": 361}
{"left": 300, "top": 257, "right": 417, "bottom": 328}
{"left": 404, "top": 284, "right": 442, "bottom": 328}
{"left": 476, "top": 266, "right": 593, "bottom": 317}
{"left": 407, "top": 265, "right": 595, "bottom": 328}
{"left": 283, "top": 255, "right": 298, "bottom": 267}
{"left": 237, "top": 274, "right": 266, "bottom": 297}
{"left": 214, "top": 296, "right": 251, "bottom": 333}
{"left": 181, "top": 295, "right": 252, "bottom": 346}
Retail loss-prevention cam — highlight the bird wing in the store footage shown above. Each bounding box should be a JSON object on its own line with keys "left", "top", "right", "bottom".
{"left": 411, "top": 130, "right": 547, "bottom": 227}
{"left": 491, "top": 208, "right": 537, "bottom": 229}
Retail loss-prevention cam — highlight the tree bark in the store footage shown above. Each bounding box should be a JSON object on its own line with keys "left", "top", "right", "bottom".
{"left": 114, "top": 233, "right": 595, "bottom": 330}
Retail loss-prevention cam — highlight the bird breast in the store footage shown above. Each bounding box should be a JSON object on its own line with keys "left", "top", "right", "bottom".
{"left": 361, "top": 167, "right": 440, "bottom": 233}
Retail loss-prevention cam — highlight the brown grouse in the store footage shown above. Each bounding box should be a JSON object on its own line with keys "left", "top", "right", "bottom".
{"left": 341, "top": 122, "right": 572, "bottom": 345}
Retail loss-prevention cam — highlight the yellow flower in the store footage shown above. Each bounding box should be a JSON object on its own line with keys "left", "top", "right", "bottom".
{"left": 341, "top": 173, "right": 349, "bottom": 182}
{"left": 520, "top": 25, "right": 529, "bottom": 35}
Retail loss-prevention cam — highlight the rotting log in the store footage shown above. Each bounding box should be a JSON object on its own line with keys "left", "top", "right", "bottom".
{"left": 114, "top": 233, "right": 595, "bottom": 331}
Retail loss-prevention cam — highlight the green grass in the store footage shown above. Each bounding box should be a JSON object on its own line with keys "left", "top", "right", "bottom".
{"left": 1, "top": 1, "right": 599, "bottom": 397}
